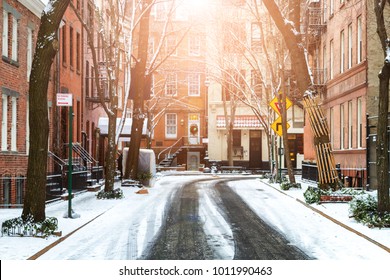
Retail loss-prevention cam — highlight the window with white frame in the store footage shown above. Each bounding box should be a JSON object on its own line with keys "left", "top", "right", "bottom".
{"left": 165, "top": 113, "right": 177, "bottom": 138}
{"left": 330, "top": 40, "right": 334, "bottom": 79}
{"left": 2, "top": 4, "right": 20, "bottom": 62}
{"left": 1, "top": 94, "right": 7, "bottom": 151}
{"left": 330, "top": 107, "right": 334, "bottom": 146}
{"left": 340, "top": 104, "right": 345, "bottom": 149}
{"left": 323, "top": 45, "right": 327, "bottom": 82}
{"left": 188, "top": 73, "right": 200, "bottom": 96}
{"left": 166, "top": 35, "right": 177, "bottom": 56}
{"left": 357, "top": 16, "right": 363, "bottom": 63}
{"left": 348, "top": 101, "right": 353, "bottom": 149}
{"left": 1, "top": 90, "right": 18, "bottom": 151}
{"left": 189, "top": 35, "right": 201, "bottom": 56}
{"left": 330, "top": 0, "right": 334, "bottom": 16}
{"left": 348, "top": 24, "right": 352, "bottom": 69}
{"left": 11, "top": 96, "right": 17, "bottom": 151}
{"left": 11, "top": 16, "right": 18, "bottom": 61}
{"left": 340, "top": 30, "right": 345, "bottom": 74}
{"left": 165, "top": 73, "right": 177, "bottom": 96}
{"left": 2, "top": 10, "right": 8, "bottom": 57}
{"left": 27, "top": 26, "right": 33, "bottom": 81}
{"left": 357, "top": 97, "right": 363, "bottom": 148}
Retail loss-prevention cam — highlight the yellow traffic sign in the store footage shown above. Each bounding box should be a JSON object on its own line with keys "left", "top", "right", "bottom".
{"left": 271, "top": 116, "right": 290, "bottom": 137}
{"left": 269, "top": 96, "right": 292, "bottom": 115}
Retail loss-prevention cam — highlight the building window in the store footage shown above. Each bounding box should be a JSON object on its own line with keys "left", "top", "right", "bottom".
{"left": 2, "top": 10, "right": 9, "bottom": 57}
{"left": 11, "top": 96, "right": 17, "bottom": 151}
{"left": 340, "top": 30, "right": 344, "bottom": 74}
{"left": 357, "top": 97, "right": 363, "bottom": 148}
{"left": 1, "top": 94, "right": 7, "bottom": 151}
{"left": 357, "top": 16, "right": 363, "bottom": 63}
{"left": 323, "top": 45, "right": 327, "bottom": 82}
{"left": 0, "top": 91, "right": 17, "bottom": 152}
{"left": 165, "top": 73, "right": 177, "bottom": 96}
{"left": 330, "top": 107, "right": 334, "bottom": 146}
{"left": 27, "top": 27, "right": 33, "bottom": 81}
{"left": 340, "top": 104, "right": 345, "bottom": 149}
{"left": 330, "top": 40, "right": 334, "bottom": 79}
{"left": 76, "top": 32, "right": 81, "bottom": 71}
{"left": 188, "top": 73, "right": 200, "bottom": 96}
{"left": 85, "top": 61, "right": 90, "bottom": 97}
{"left": 348, "top": 101, "right": 353, "bottom": 149}
{"left": 2, "top": 6, "right": 20, "bottom": 63}
{"left": 11, "top": 16, "right": 18, "bottom": 61}
{"left": 1, "top": 177, "right": 11, "bottom": 206}
{"left": 69, "top": 26, "right": 74, "bottom": 68}
{"left": 330, "top": 0, "right": 334, "bottom": 16}
{"left": 348, "top": 24, "right": 352, "bottom": 69}
{"left": 166, "top": 35, "right": 177, "bottom": 56}
{"left": 189, "top": 35, "right": 201, "bottom": 56}
{"left": 165, "top": 113, "right": 177, "bottom": 139}
{"left": 62, "top": 25, "right": 67, "bottom": 64}
{"left": 251, "top": 22, "right": 261, "bottom": 52}
{"left": 16, "top": 176, "right": 25, "bottom": 205}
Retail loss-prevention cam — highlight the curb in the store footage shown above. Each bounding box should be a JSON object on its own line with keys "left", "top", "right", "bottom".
{"left": 27, "top": 208, "right": 113, "bottom": 260}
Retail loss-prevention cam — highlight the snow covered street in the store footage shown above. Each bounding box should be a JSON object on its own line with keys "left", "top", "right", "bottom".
{"left": 1, "top": 173, "right": 389, "bottom": 260}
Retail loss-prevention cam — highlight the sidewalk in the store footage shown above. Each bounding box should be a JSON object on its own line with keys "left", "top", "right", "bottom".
{"left": 264, "top": 176, "right": 390, "bottom": 254}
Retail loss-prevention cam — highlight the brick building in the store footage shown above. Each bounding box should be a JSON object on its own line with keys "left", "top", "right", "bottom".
{"left": 147, "top": 1, "right": 208, "bottom": 170}
{"left": 0, "top": 0, "right": 46, "bottom": 206}
{"left": 302, "top": 0, "right": 389, "bottom": 189}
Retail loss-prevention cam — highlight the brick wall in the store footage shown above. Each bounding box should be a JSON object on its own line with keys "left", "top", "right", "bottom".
{"left": 0, "top": 0, "right": 41, "bottom": 206}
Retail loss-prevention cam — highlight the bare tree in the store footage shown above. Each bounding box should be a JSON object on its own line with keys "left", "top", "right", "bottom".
{"left": 72, "top": 0, "right": 130, "bottom": 192}
{"left": 22, "top": 1, "right": 71, "bottom": 222}
{"left": 124, "top": 0, "right": 194, "bottom": 178}
{"left": 374, "top": 0, "right": 390, "bottom": 213}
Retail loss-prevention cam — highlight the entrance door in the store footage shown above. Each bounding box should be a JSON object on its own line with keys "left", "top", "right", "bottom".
{"left": 188, "top": 114, "right": 200, "bottom": 145}
{"left": 249, "top": 130, "right": 262, "bottom": 168}
{"left": 187, "top": 152, "right": 200, "bottom": 171}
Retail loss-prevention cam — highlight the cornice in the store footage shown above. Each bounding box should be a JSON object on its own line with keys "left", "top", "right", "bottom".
{"left": 18, "top": 0, "right": 46, "bottom": 18}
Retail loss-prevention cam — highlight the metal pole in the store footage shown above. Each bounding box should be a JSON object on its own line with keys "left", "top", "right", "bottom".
{"left": 279, "top": 136, "right": 282, "bottom": 181}
{"left": 68, "top": 106, "right": 73, "bottom": 218}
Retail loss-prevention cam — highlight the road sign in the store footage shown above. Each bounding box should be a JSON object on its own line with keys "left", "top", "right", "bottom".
{"left": 57, "top": 93, "right": 73, "bottom": 106}
{"left": 271, "top": 116, "right": 290, "bottom": 137}
{"left": 269, "top": 96, "right": 292, "bottom": 115}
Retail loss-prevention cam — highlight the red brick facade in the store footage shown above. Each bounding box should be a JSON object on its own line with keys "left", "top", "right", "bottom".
{"left": 0, "top": 0, "right": 45, "bottom": 206}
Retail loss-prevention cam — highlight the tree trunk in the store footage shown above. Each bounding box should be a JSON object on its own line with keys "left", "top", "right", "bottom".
{"left": 376, "top": 62, "right": 390, "bottom": 213}
{"left": 124, "top": 1, "right": 153, "bottom": 179}
{"left": 104, "top": 114, "right": 117, "bottom": 192}
{"left": 22, "top": 0, "right": 71, "bottom": 223}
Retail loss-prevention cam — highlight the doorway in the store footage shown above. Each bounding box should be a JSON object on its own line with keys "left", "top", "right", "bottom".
{"left": 249, "top": 130, "right": 262, "bottom": 168}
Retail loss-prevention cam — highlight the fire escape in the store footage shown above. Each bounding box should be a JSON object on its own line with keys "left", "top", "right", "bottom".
{"left": 303, "top": 1, "right": 327, "bottom": 98}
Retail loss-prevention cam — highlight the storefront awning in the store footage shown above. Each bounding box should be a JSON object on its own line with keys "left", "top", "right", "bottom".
{"left": 97, "top": 117, "right": 148, "bottom": 137}
{"left": 216, "top": 115, "right": 263, "bottom": 129}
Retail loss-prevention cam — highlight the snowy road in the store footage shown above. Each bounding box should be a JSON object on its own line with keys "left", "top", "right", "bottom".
{"left": 29, "top": 175, "right": 389, "bottom": 260}
{"left": 145, "top": 178, "right": 309, "bottom": 259}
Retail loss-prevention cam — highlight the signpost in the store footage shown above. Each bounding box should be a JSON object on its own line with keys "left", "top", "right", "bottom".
{"left": 269, "top": 94, "right": 293, "bottom": 180}
{"left": 57, "top": 93, "right": 73, "bottom": 218}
